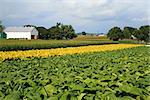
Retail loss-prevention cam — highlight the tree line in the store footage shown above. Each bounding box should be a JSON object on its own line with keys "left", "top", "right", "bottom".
{"left": 107, "top": 25, "right": 150, "bottom": 42}
{"left": 24, "top": 23, "right": 77, "bottom": 40}
{"left": 0, "top": 21, "right": 77, "bottom": 40}
{"left": 0, "top": 20, "right": 149, "bottom": 42}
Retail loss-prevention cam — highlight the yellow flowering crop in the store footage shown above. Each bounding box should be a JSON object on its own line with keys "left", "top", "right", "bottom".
{"left": 0, "top": 44, "right": 143, "bottom": 61}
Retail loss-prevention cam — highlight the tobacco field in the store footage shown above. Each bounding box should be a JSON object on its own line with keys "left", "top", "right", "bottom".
{"left": 0, "top": 44, "right": 142, "bottom": 61}
{"left": 0, "top": 46, "right": 150, "bottom": 100}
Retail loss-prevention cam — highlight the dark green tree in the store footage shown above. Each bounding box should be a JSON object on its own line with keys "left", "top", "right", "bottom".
{"left": 61, "top": 25, "right": 77, "bottom": 39}
{"left": 48, "top": 23, "right": 77, "bottom": 40}
{"left": 36, "top": 27, "right": 49, "bottom": 39}
{"left": 48, "top": 26, "right": 62, "bottom": 40}
{"left": 0, "top": 21, "right": 4, "bottom": 32}
{"left": 81, "top": 31, "right": 87, "bottom": 35}
{"left": 107, "top": 27, "right": 123, "bottom": 41}
{"left": 24, "top": 25, "right": 36, "bottom": 27}
{"left": 135, "top": 25, "right": 150, "bottom": 42}
{"left": 23, "top": 23, "right": 77, "bottom": 40}
{"left": 123, "top": 27, "right": 137, "bottom": 39}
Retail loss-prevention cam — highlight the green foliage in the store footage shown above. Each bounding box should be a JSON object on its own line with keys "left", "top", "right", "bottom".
{"left": 131, "top": 25, "right": 150, "bottom": 42}
{"left": 81, "top": 31, "right": 87, "bottom": 35}
{"left": 3, "top": 91, "right": 21, "bottom": 100}
{"left": 108, "top": 25, "right": 149, "bottom": 43}
{"left": 107, "top": 27, "right": 123, "bottom": 41}
{"left": 48, "top": 25, "right": 62, "bottom": 40}
{"left": 137, "top": 25, "right": 150, "bottom": 42}
{"left": 0, "top": 25, "right": 3, "bottom": 32}
{"left": 118, "top": 39, "right": 145, "bottom": 44}
{"left": 0, "top": 32, "right": 7, "bottom": 39}
{"left": 23, "top": 23, "right": 77, "bottom": 40}
{"left": 0, "top": 39, "right": 114, "bottom": 51}
{"left": 123, "top": 27, "right": 137, "bottom": 39}
{"left": 48, "top": 23, "right": 77, "bottom": 40}
{"left": 0, "top": 21, "right": 6, "bottom": 39}
{"left": 24, "top": 25, "right": 36, "bottom": 27}
{"left": 0, "top": 46, "right": 150, "bottom": 99}
{"left": 0, "top": 21, "right": 4, "bottom": 32}
{"left": 36, "top": 27, "right": 49, "bottom": 39}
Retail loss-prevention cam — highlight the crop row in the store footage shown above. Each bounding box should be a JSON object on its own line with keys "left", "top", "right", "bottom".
{"left": 0, "top": 39, "right": 113, "bottom": 51}
{"left": 0, "top": 46, "right": 149, "bottom": 100}
{"left": 0, "top": 44, "right": 143, "bottom": 61}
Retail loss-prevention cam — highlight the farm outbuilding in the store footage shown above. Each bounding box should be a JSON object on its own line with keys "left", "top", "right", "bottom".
{"left": 0, "top": 32, "right": 7, "bottom": 39}
{"left": 4, "top": 27, "right": 38, "bottom": 40}
{"left": 96, "top": 33, "right": 105, "bottom": 36}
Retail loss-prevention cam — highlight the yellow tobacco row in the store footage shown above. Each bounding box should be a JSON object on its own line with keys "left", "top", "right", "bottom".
{"left": 0, "top": 44, "right": 143, "bottom": 61}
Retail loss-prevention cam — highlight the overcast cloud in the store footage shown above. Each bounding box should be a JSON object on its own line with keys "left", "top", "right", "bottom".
{"left": 0, "top": 0, "right": 149, "bottom": 33}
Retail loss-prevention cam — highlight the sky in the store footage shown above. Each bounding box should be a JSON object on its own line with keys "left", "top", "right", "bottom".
{"left": 0, "top": 0, "right": 149, "bottom": 33}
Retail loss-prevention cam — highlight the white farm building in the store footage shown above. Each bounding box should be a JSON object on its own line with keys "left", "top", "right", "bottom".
{"left": 4, "top": 27, "right": 38, "bottom": 40}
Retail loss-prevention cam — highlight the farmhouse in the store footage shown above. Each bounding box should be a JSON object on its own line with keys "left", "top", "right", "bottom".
{"left": 4, "top": 27, "right": 38, "bottom": 40}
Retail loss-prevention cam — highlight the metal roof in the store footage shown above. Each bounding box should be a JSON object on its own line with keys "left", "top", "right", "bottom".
{"left": 4, "top": 27, "right": 35, "bottom": 32}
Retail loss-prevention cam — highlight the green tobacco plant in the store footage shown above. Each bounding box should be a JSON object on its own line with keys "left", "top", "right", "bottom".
{"left": 0, "top": 46, "right": 150, "bottom": 99}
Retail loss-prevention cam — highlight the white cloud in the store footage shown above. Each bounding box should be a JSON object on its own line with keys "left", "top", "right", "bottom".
{"left": 0, "top": 0, "right": 149, "bottom": 32}
{"left": 132, "top": 17, "right": 150, "bottom": 22}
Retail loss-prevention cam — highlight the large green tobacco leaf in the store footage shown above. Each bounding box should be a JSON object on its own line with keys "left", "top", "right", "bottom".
{"left": 69, "top": 84, "right": 85, "bottom": 92}
{"left": 119, "top": 96, "right": 135, "bottom": 100}
{"left": 77, "top": 93, "right": 86, "bottom": 100}
{"left": 4, "top": 91, "right": 20, "bottom": 100}
{"left": 119, "top": 84, "right": 143, "bottom": 96}
{"left": 0, "top": 46, "right": 150, "bottom": 99}
{"left": 97, "top": 91, "right": 119, "bottom": 100}
{"left": 40, "top": 84, "right": 56, "bottom": 96}
{"left": 47, "top": 96, "right": 58, "bottom": 100}
{"left": 59, "top": 92, "right": 69, "bottom": 100}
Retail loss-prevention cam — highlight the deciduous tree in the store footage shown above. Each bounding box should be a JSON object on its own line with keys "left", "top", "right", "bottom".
{"left": 123, "top": 27, "right": 137, "bottom": 39}
{"left": 0, "top": 21, "right": 4, "bottom": 32}
{"left": 107, "top": 27, "right": 123, "bottom": 41}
